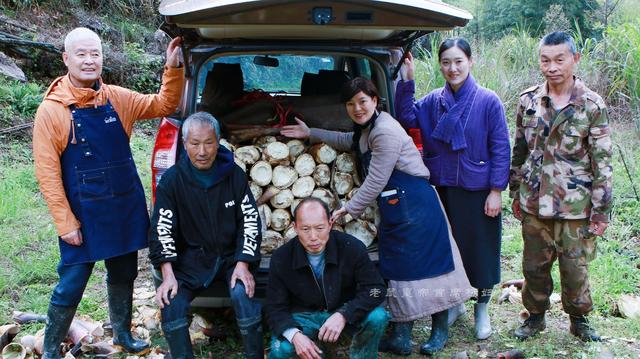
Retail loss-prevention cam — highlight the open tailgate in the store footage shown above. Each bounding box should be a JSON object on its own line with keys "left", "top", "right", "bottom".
{"left": 159, "top": 0, "right": 472, "bottom": 45}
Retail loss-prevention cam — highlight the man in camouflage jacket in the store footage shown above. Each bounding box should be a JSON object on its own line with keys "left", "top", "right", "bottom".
{"left": 509, "top": 31, "right": 612, "bottom": 342}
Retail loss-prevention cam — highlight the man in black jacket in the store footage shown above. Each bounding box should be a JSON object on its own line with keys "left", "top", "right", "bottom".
{"left": 148, "top": 112, "right": 263, "bottom": 359}
{"left": 267, "top": 198, "right": 388, "bottom": 359}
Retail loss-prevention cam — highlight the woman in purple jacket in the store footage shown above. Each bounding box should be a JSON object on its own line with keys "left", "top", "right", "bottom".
{"left": 395, "top": 38, "right": 510, "bottom": 340}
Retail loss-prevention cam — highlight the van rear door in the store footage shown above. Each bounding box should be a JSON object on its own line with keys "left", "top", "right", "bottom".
{"left": 159, "top": 0, "right": 472, "bottom": 46}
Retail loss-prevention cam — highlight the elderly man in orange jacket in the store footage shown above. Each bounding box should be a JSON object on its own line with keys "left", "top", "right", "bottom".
{"left": 33, "top": 27, "right": 183, "bottom": 358}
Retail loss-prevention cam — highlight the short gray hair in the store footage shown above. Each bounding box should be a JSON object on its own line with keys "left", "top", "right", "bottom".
{"left": 539, "top": 31, "right": 577, "bottom": 55}
{"left": 182, "top": 111, "right": 221, "bottom": 142}
{"left": 64, "top": 27, "right": 102, "bottom": 53}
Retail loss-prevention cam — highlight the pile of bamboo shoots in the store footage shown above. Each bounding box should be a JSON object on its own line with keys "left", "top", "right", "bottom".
{"left": 3, "top": 289, "right": 173, "bottom": 358}
{"left": 220, "top": 136, "right": 379, "bottom": 254}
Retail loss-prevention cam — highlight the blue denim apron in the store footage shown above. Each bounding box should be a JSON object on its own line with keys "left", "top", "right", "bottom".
{"left": 361, "top": 147, "right": 454, "bottom": 281}
{"left": 59, "top": 100, "right": 149, "bottom": 264}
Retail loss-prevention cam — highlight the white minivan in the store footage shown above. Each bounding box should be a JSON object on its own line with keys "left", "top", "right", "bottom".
{"left": 151, "top": 0, "right": 472, "bottom": 306}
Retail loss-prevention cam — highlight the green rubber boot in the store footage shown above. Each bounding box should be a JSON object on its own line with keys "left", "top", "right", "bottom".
{"left": 107, "top": 283, "right": 150, "bottom": 354}
{"left": 420, "top": 310, "right": 448, "bottom": 355}
{"left": 42, "top": 303, "right": 76, "bottom": 359}
{"left": 378, "top": 321, "right": 413, "bottom": 356}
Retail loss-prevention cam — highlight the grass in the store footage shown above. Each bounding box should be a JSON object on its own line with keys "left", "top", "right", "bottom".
{"left": 604, "top": 19, "right": 640, "bottom": 111}
{"left": 0, "top": 143, "right": 59, "bottom": 323}
{"left": 1, "top": 121, "right": 639, "bottom": 358}
{"left": 0, "top": 138, "right": 111, "bottom": 325}
{"left": 614, "top": 0, "right": 640, "bottom": 24}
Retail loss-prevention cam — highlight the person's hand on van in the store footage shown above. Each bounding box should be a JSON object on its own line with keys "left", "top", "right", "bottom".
{"left": 165, "top": 36, "right": 183, "bottom": 68}
{"left": 400, "top": 51, "right": 415, "bottom": 81}
{"left": 280, "top": 117, "right": 310, "bottom": 139}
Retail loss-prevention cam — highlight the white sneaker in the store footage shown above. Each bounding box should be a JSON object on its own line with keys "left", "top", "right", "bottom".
{"left": 447, "top": 303, "right": 467, "bottom": 327}
{"left": 474, "top": 303, "right": 492, "bottom": 340}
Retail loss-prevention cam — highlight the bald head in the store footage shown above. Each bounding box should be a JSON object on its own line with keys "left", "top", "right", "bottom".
{"left": 62, "top": 27, "right": 104, "bottom": 88}
{"left": 64, "top": 27, "right": 102, "bottom": 53}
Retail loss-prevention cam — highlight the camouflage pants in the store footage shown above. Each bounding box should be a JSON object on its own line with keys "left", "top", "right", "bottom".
{"left": 521, "top": 213, "right": 597, "bottom": 316}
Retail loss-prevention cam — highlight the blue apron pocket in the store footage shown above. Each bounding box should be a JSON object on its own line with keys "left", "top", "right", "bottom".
{"left": 77, "top": 168, "right": 112, "bottom": 201}
{"left": 378, "top": 188, "right": 410, "bottom": 226}
{"left": 109, "top": 158, "right": 139, "bottom": 195}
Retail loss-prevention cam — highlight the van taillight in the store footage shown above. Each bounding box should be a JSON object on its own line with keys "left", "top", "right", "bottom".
{"left": 408, "top": 128, "right": 423, "bottom": 156}
{"left": 151, "top": 117, "right": 180, "bottom": 203}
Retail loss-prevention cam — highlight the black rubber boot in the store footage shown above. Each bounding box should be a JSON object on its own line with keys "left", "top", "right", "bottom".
{"left": 107, "top": 282, "right": 150, "bottom": 354}
{"left": 238, "top": 317, "right": 264, "bottom": 359}
{"left": 163, "top": 321, "right": 194, "bottom": 359}
{"left": 514, "top": 312, "right": 546, "bottom": 340}
{"left": 569, "top": 315, "right": 601, "bottom": 342}
{"left": 378, "top": 321, "right": 413, "bottom": 356}
{"left": 420, "top": 310, "right": 448, "bottom": 355}
{"left": 42, "top": 303, "right": 77, "bottom": 359}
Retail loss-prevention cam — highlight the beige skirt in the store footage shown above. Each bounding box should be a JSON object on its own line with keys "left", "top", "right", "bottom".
{"left": 385, "top": 191, "right": 474, "bottom": 322}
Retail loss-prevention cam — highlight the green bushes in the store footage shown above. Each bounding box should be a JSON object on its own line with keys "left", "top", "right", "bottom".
{"left": 1, "top": 0, "right": 160, "bottom": 27}
{"left": 120, "top": 41, "right": 163, "bottom": 93}
{"left": 605, "top": 20, "right": 640, "bottom": 111}
{"left": 0, "top": 78, "right": 43, "bottom": 127}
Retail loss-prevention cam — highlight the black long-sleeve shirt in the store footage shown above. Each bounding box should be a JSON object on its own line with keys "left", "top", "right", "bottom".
{"left": 148, "top": 146, "right": 261, "bottom": 289}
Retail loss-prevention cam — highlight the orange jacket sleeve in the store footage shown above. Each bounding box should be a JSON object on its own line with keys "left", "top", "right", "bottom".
{"left": 33, "top": 66, "right": 184, "bottom": 236}
{"left": 33, "top": 102, "right": 80, "bottom": 236}
{"left": 110, "top": 66, "right": 184, "bottom": 136}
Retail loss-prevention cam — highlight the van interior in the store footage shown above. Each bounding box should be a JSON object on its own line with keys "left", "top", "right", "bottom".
{"left": 194, "top": 52, "right": 392, "bottom": 139}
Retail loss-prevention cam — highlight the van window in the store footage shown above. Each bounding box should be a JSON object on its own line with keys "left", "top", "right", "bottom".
{"left": 356, "top": 58, "right": 372, "bottom": 79}
{"left": 198, "top": 55, "right": 335, "bottom": 96}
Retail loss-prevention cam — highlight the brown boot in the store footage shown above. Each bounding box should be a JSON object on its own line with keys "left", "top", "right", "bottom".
{"left": 513, "top": 312, "right": 545, "bottom": 340}
{"left": 569, "top": 315, "right": 601, "bottom": 342}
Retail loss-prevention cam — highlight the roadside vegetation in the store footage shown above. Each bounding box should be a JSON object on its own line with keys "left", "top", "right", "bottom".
{"left": 0, "top": 0, "right": 639, "bottom": 357}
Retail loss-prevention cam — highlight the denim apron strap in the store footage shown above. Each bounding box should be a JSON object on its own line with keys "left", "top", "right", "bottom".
{"left": 59, "top": 100, "right": 149, "bottom": 264}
